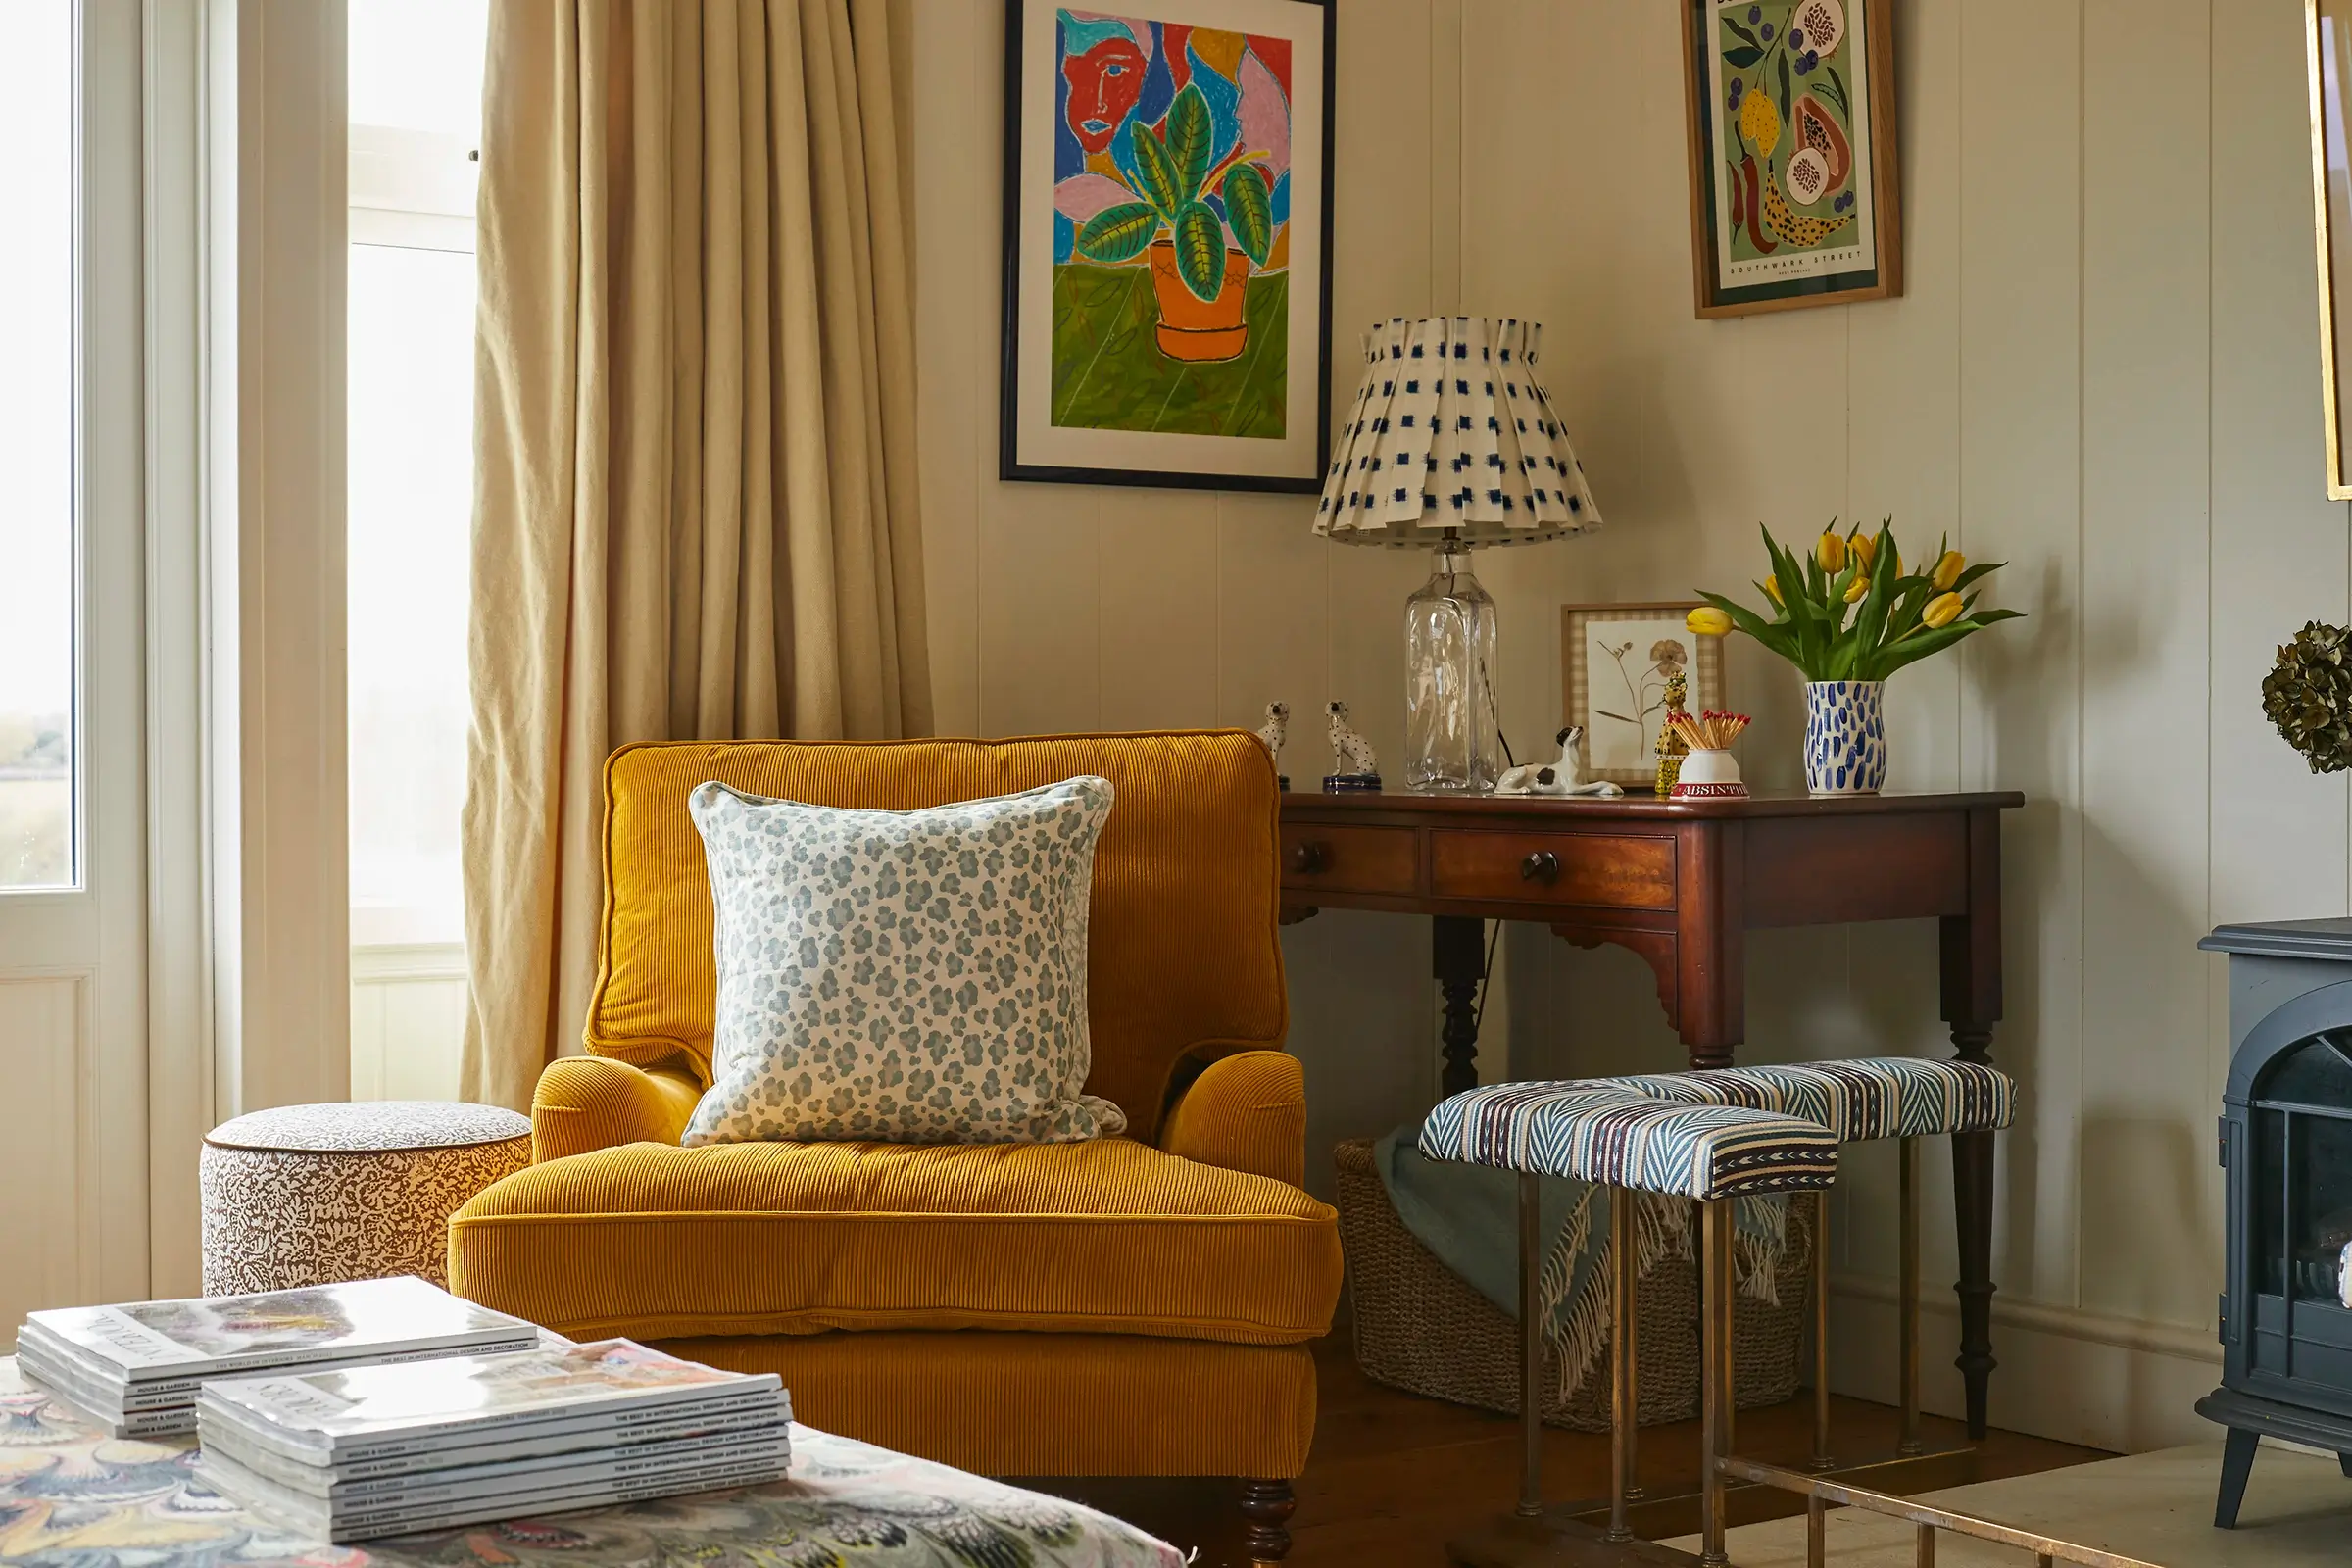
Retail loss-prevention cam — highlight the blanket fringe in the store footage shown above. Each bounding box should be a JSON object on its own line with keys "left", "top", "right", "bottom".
{"left": 1543, "top": 1192, "right": 1790, "bottom": 1404}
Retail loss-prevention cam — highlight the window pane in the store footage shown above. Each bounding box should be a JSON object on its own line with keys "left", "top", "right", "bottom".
{"left": 0, "top": 4, "right": 75, "bottom": 891}
{"left": 348, "top": 243, "right": 475, "bottom": 946}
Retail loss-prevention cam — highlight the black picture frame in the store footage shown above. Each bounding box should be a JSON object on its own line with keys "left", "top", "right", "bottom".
{"left": 998, "top": 0, "right": 1337, "bottom": 492}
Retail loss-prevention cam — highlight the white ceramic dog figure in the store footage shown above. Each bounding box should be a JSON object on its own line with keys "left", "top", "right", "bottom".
{"left": 1326, "top": 701, "right": 1378, "bottom": 780}
{"left": 1254, "top": 702, "right": 1290, "bottom": 763}
{"left": 1497, "top": 726, "right": 1623, "bottom": 797}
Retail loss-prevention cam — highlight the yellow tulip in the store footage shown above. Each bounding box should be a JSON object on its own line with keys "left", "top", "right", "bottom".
{"left": 1843, "top": 573, "right": 1869, "bottom": 604}
{"left": 1687, "top": 606, "right": 1733, "bottom": 637}
{"left": 1932, "top": 550, "right": 1966, "bottom": 591}
{"left": 1763, "top": 575, "right": 1783, "bottom": 605}
{"left": 1849, "top": 531, "right": 1878, "bottom": 573}
{"left": 1816, "top": 531, "right": 1846, "bottom": 574}
{"left": 1922, "top": 592, "right": 1965, "bottom": 629}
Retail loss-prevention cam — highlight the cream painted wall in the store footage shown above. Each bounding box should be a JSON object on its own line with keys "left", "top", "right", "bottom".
{"left": 908, "top": 0, "right": 2351, "bottom": 1452}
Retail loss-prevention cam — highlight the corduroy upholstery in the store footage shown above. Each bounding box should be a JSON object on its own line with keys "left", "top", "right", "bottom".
{"left": 584, "top": 733, "right": 1289, "bottom": 1143}
{"left": 650, "top": 1333, "right": 1319, "bottom": 1479}
{"left": 448, "top": 1133, "right": 1339, "bottom": 1342}
{"left": 451, "top": 732, "right": 1340, "bottom": 1484}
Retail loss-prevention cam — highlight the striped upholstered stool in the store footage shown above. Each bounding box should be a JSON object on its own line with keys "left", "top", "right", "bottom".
{"left": 1420, "top": 1062, "right": 2087, "bottom": 1568}
{"left": 1418, "top": 1084, "right": 1838, "bottom": 1559}
{"left": 1577, "top": 1059, "right": 2016, "bottom": 1468}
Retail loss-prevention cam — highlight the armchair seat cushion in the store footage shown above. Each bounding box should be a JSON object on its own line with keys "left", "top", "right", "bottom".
{"left": 449, "top": 1135, "right": 1343, "bottom": 1347}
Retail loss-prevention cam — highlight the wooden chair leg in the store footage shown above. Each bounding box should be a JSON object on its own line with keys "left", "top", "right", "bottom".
{"left": 1240, "top": 1478, "right": 1295, "bottom": 1564}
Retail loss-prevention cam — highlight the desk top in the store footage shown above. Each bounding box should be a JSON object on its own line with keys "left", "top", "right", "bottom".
{"left": 1282, "top": 787, "right": 2026, "bottom": 820}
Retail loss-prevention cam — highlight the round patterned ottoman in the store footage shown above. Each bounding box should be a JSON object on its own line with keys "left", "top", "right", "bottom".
{"left": 199, "top": 1101, "right": 532, "bottom": 1295}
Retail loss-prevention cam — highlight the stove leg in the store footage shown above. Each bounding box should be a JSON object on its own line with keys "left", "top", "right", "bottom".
{"left": 2215, "top": 1426, "right": 2258, "bottom": 1529}
{"left": 2339, "top": 1451, "right": 2351, "bottom": 1480}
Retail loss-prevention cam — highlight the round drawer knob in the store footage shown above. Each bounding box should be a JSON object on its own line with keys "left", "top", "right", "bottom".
{"left": 1520, "top": 850, "right": 1560, "bottom": 884}
{"left": 1289, "top": 841, "right": 1330, "bottom": 874}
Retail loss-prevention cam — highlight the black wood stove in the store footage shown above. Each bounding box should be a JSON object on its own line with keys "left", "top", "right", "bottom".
{"left": 2198, "top": 919, "right": 2352, "bottom": 1528}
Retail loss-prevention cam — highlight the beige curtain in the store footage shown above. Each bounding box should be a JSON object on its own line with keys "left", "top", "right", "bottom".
{"left": 462, "top": 0, "right": 932, "bottom": 1111}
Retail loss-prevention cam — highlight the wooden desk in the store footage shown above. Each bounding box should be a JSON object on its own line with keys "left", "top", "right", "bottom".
{"left": 1279, "top": 786, "right": 2024, "bottom": 1438}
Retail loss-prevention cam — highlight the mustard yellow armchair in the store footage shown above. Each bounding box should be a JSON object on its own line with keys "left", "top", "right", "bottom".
{"left": 449, "top": 732, "right": 1342, "bottom": 1562}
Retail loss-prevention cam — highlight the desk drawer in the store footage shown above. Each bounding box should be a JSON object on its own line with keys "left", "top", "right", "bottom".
{"left": 1280, "top": 824, "right": 1420, "bottom": 896}
{"left": 1430, "top": 829, "right": 1676, "bottom": 909}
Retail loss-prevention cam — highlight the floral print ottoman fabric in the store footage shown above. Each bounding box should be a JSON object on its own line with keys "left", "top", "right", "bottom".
{"left": 0, "top": 1359, "right": 1182, "bottom": 1568}
{"left": 683, "top": 776, "right": 1125, "bottom": 1146}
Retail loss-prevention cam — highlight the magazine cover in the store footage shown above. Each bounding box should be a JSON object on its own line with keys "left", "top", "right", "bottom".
{"left": 202, "top": 1340, "right": 784, "bottom": 1459}
{"left": 27, "top": 1276, "right": 536, "bottom": 1380}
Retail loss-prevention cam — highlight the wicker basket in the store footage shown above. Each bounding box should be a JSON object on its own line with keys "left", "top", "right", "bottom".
{"left": 1334, "top": 1137, "right": 1811, "bottom": 1432}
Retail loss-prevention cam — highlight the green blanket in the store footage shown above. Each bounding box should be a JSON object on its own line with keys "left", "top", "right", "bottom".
{"left": 1373, "top": 1126, "right": 1789, "bottom": 1404}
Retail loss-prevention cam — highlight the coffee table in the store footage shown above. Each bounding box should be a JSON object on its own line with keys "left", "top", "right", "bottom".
{"left": 0, "top": 1358, "right": 1179, "bottom": 1567}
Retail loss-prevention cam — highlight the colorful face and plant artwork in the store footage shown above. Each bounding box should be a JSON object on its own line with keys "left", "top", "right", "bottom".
{"left": 1050, "top": 11, "right": 1294, "bottom": 438}
{"left": 1691, "top": 0, "right": 1892, "bottom": 314}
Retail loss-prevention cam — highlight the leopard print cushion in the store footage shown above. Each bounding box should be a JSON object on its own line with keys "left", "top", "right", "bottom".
{"left": 682, "top": 775, "right": 1126, "bottom": 1147}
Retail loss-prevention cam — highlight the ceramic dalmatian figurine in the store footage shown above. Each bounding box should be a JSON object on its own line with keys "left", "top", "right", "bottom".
{"left": 1255, "top": 703, "right": 1292, "bottom": 790}
{"left": 1323, "top": 702, "right": 1380, "bottom": 792}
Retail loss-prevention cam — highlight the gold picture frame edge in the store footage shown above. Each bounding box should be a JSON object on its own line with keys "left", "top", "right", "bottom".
{"left": 1559, "top": 601, "right": 1730, "bottom": 787}
{"left": 2308, "top": 0, "right": 2352, "bottom": 500}
{"left": 1682, "top": 0, "right": 1904, "bottom": 320}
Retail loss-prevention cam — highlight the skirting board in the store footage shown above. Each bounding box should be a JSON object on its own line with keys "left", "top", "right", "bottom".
{"left": 1829, "top": 1272, "right": 2221, "bottom": 1453}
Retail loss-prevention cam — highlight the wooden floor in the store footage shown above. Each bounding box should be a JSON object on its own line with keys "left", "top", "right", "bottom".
{"left": 1017, "top": 1332, "right": 2112, "bottom": 1567}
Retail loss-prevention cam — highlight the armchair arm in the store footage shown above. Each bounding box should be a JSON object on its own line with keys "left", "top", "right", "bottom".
{"left": 530, "top": 1056, "right": 705, "bottom": 1161}
{"left": 1158, "top": 1050, "right": 1307, "bottom": 1189}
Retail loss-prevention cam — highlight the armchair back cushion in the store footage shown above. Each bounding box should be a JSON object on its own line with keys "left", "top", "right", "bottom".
{"left": 584, "top": 732, "right": 1286, "bottom": 1143}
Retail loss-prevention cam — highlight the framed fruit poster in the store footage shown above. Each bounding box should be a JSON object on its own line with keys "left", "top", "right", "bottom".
{"left": 1681, "top": 0, "right": 1901, "bottom": 318}
{"left": 999, "top": 1, "right": 1336, "bottom": 491}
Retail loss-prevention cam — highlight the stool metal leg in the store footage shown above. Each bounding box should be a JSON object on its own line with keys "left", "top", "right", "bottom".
{"left": 1899, "top": 1136, "right": 1924, "bottom": 1458}
{"left": 1700, "top": 1197, "right": 1734, "bottom": 1568}
{"left": 1811, "top": 1189, "right": 1834, "bottom": 1470}
{"left": 1608, "top": 1187, "right": 1638, "bottom": 1542}
{"left": 1518, "top": 1170, "right": 1543, "bottom": 1518}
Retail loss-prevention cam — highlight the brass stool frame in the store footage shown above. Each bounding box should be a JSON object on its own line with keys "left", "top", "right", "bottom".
{"left": 1477, "top": 1139, "right": 2155, "bottom": 1567}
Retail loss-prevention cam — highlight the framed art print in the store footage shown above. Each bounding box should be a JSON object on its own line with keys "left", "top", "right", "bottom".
{"left": 2309, "top": 0, "right": 2352, "bottom": 497}
{"left": 1681, "top": 0, "right": 1901, "bottom": 318}
{"left": 1562, "top": 603, "right": 1728, "bottom": 787}
{"left": 1000, "top": 1, "right": 1336, "bottom": 491}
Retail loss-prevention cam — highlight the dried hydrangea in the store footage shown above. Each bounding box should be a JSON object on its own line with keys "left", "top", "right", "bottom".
{"left": 2264, "top": 621, "right": 2352, "bottom": 773}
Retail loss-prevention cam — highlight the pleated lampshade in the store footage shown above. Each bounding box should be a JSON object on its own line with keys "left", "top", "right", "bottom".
{"left": 1312, "top": 316, "right": 1603, "bottom": 549}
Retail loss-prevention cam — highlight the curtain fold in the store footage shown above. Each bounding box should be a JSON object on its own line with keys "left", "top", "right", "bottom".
{"left": 464, "top": 0, "right": 932, "bottom": 1111}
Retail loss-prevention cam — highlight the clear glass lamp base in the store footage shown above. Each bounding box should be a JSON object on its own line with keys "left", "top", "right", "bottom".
{"left": 1404, "top": 549, "right": 1500, "bottom": 794}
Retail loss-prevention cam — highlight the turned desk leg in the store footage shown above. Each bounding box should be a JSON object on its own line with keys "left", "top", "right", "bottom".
{"left": 1940, "top": 807, "right": 2004, "bottom": 1442}
{"left": 1435, "top": 916, "right": 1486, "bottom": 1097}
{"left": 1950, "top": 1027, "right": 1998, "bottom": 1441}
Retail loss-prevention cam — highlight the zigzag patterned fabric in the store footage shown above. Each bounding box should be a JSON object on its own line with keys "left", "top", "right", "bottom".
{"left": 1579, "top": 1058, "right": 2017, "bottom": 1142}
{"left": 1417, "top": 1083, "right": 1838, "bottom": 1200}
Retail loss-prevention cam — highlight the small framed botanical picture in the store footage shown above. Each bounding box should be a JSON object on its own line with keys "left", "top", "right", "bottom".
{"left": 1562, "top": 603, "right": 1728, "bottom": 786}
{"left": 1680, "top": 0, "right": 1901, "bottom": 318}
{"left": 999, "top": 0, "right": 1337, "bottom": 491}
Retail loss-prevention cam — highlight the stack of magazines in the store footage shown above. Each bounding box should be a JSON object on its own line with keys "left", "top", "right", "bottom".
{"left": 195, "top": 1340, "right": 792, "bottom": 1541}
{"left": 15, "top": 1276, "right": 541, "bottom": 1437}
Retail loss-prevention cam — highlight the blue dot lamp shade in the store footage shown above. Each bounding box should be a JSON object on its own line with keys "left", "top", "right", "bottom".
{"left": 1314, "top": 316, "right": 1603, "bottom": 548}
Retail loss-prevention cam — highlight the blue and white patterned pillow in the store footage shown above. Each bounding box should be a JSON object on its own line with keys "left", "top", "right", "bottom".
{"left": 681, "top": 776, "right": 1127, "bottom": 1147}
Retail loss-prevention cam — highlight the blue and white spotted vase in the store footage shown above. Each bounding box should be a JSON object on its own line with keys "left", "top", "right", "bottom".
{"left": 1804, "top": 680, "right": 1887, "bottom": 795}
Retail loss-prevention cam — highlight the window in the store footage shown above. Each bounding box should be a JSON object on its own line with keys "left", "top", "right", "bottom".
{"left": 347, "top": 0, "right": 488, "bottom": 1096}
{"left": 0, "top": 4, "right": 76, "bottom": 890}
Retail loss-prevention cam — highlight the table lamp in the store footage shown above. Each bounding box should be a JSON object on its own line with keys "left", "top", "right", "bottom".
{"left": 1314, "top": 316, "right": 1603, "bottom": 793}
